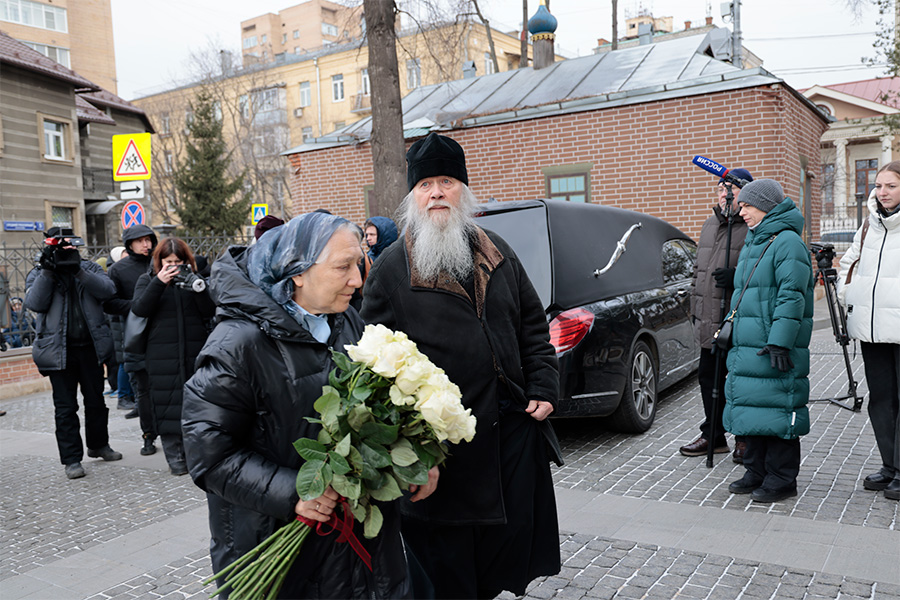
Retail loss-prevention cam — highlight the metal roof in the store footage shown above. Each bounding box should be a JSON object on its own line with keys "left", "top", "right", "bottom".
{"left": 284, "top": 29, "right": 800, "bottom": 156}
{"left": 0, "top": 30, "right": 98, "bottom": 91}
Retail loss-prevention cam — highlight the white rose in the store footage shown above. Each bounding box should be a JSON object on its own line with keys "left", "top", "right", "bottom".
{"left": 395, "top": 355, "right": 438, "bottom": 395}
{"left": 389, "top": 384, "right": 416, "bottom": 407}
{"left": 346, "top": 324, "right": 395, "bottom": 366}
{"left": 370, "top": 340, "right": 410, "bottom": 379}
{"left": 416, "top": 389, "right": 476, "bottom": 444}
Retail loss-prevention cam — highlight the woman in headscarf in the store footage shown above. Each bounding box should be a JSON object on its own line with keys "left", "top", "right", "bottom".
{"left": 182, "top": 212, "right": 414, "bottom": 598}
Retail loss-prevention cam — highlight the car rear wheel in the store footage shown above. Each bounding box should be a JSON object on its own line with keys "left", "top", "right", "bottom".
{"left": 609, "top": 340, "right": 657, "bottom": 433}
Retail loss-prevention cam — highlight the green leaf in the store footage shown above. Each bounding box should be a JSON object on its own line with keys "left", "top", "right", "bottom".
{"left": 331, "top": 351, "right": 355, "bottom": 374}
{"left": 349, "top": 499, "right": 367, "bottom": 522}
{"left": 364, "top": 504, "right": 384, "bottom": 539}
{"left": 293, "top": 438, "right": 328, "bottom": 462}
{"left": 351, "top": 385, "right": 372, "bottom": 402}
{"left": 331, "top": 472, "right": 362, "bottom": 500}
{"left": 296, "top": 459, "right": 326, "bottom": 500}
{"left": 347, "top": 445, "right": 364, "bottom": 470}
{"left": 359, "top": 441, "right": 392, "bottom": 469}
{"left": 335, "top": 433, "right": 351, "bottom": 457}
{"left": 328, "top": 451, "right": 352, "bottom": 475}
{"left": 390, "top": 438, "right": 419, "bottom": 467}
{"left": 368, "top": 474, "right": 403, "bottom": 502}
{"left": 401, "top": 421, "right": 426, "bottom": 437}
{"left": 347, "top": 404, "right": 374, "bottom": 432}
{"left": 317, "top": 428, "right": 333, "bottom": 445}
{"left": 360, "top": 421, "right": 399, "bottom": 445}
{"left": 393, "top": 461, "right": 429, "bottom": 486}
{"left": 314, "top": 387, "right": 342, "bottom": 428}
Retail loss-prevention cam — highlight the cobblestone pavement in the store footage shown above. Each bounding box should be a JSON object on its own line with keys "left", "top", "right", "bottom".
{"left": 2, "top": 326, "right": 898, "bottom": 599}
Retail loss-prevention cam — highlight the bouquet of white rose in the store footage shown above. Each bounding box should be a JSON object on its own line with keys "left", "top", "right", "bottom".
{"left": 204, "top": 324, "right": 476, "bottom": 599}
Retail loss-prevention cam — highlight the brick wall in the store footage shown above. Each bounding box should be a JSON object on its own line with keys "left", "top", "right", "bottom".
{"left": 0, "top": 348, "right": 50, "bottom": 400}
{"left": 287, "top": 84, "right": 830, "bottom": 241}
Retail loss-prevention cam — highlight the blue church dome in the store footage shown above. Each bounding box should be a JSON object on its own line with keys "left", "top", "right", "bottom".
{"left": 528, "top": 3, "right": 557, "bottom": 36}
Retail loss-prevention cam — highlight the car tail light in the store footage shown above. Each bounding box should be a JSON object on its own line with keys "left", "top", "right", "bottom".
{"left": 549, "top": 308, "right": 594, "bottom": 354}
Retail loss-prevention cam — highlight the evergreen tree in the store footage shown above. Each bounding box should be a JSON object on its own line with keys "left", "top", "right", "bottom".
{"left": 174, "top": 90, "right": 250, "bottom": 235}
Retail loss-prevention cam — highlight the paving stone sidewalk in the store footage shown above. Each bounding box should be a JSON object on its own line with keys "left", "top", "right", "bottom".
{"left": 1, "top": 317, "right": 898, "bottom": 599}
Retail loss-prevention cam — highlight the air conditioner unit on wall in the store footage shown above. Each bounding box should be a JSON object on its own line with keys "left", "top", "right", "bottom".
{"left": 293, "top": 107, "right": 303, "bottom": 118}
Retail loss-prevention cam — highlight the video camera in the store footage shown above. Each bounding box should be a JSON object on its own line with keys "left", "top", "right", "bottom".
{"left": 41, "top": 228, "right": 85, "bottom": 272}
{"left": 172, "top": 264, "right": 207, "bottom": 293}
{"left": 809, "top": 242, "right": 836, "bottom": 271}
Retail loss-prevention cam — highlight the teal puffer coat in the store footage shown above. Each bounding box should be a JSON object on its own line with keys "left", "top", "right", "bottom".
{"left": 724, "top": 199, "right": 815, "bottom": 440}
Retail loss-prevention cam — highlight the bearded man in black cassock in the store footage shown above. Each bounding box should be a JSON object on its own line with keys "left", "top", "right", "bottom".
{"left": 361, "top": 133, "right": 562, "bottom": 599}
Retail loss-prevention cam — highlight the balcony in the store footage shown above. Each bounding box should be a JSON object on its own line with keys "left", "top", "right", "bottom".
{"left": 82, "top": 167, "right": 115, "bottom": 199}
{"left": 352, "top": 92, "right": 371, "bottom": 114}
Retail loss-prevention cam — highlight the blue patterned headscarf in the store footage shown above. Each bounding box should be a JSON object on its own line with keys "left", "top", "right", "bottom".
{"left": 248, "top": 212, "right": 353, "bottom": 315}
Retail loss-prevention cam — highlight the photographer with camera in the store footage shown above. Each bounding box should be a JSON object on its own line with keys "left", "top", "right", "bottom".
{"left": 24, "top": 228, "right": 123, "bottom": 479}
{"left": 131, "top": 237, "right": 215, "bottom": 475}
{"left": 838, "top": 161, "right": 900, "bottom": 501}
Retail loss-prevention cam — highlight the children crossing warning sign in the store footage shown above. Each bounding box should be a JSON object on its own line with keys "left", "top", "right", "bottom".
{"left": 112, "top": 133, "right": 152, "bottom": 181}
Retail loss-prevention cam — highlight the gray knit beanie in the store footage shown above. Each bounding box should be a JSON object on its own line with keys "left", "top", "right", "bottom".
{"left": 739, "top": 179, "right": 783, "bottom": 213}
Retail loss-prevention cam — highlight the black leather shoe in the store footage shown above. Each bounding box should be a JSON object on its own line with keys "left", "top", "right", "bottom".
{"left": 65, "top": 462, "right": 85, "bottom": 479}
{"left": 863, "top": 472, "right": 893, "bottom": 491}
{"left": 140, "top": 436, "right": 157, "bottom": 456}
{"left": 87, "top": 445, "right": 123, "bottom": 461}
{"left": 751, "top": 485, "right": 797, "bottom": 503}
{"left": 885, "top": 479, "right": 900, "bottom": 501}
{"left": 728, "top": 472, "right": 763, "bottom": 494}
{"left": 117, "top": 398, "right": 136, "bottom": 410}
{"left": 124, "top": 407, "right": 139, "bottom": 419}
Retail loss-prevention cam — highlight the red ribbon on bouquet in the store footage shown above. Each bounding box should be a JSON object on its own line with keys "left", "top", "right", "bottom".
{"left": 297, "top": 498, "right": 372, "bottom": 571}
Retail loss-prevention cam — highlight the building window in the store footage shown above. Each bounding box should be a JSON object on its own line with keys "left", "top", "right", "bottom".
{"left": 322, "top": 22, "right": 338, "bottom": 36}
{"left": 261, "top": 34, "right": 267, "bottom": 44}
{"left": 360, "top": 68, "right": 370, "bottom": 96}
{"left": 299, "top": 81, "right": 311, "bottom": 107}
{"left": 243, "top": 35, "right": 257, "bottom": 48}
{"left": 855, "top": 159, "right": 878, "bottom": 203}
{"left": 360, "top": 16, "right": 366, "bottom": 34}
{"left": 302, "top": 126, "right": 313, "bottom": 142}
{"left": 549, "top": 175, "right": 587, "bottom": 202}
{"left": 164, "top": 151, "right": 174, "bottom": 174}
{"left": 332, "top": 74, "right": 344, "bottom": 102}
{"left": 823, "top": 163, "right": 834, "bottom": 215}
{"left": 22, "top": 41, "right": 70, "bottom": 67}
{"left": 1, "top": 0, "right": 68, "bottom": 32}
{"left": 239, "top": 94, "right": 250, "bottom": 120}
{"left": 165, "top": 189, "right": 177, "bottom": 212}
{"left": 334, "top": 121, "right": 345, "bottom": 131}
{"left": 542, "top": 163, "right": 593, "bottom": 203}
{"left": 294, "top": 46, "right": 301, "bottom": 54}
{"left": 51, "top": 205, "right": 74, "bottom": 229}
{"left": 184, "top": 107, "right": 194, "bottom": 132}
{"left": 160, "top": 113, "right": 170, "bottom": 135}
{"left": 293, "top": 29, "right": 300, "bottom": 39}
{"left": 37, "top": 113, "right": 72, "bottom": 163}
{"left": 282, "top": 33, "right": 287, "bottom": 44}
{"left": 484, "top": 52, "right": 495, "bottom": 75}
{"left": 406, "top": 58, "right": 421, "bottom": 90}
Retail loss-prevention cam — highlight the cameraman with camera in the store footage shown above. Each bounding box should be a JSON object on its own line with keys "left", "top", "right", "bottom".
{"left": 131, "top": 237, "right": 214, "bottom": 476}
{"left": 24, "top": 228, "right": 123, "bottom": 479}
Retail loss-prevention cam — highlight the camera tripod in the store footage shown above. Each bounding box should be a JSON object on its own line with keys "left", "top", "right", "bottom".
{"left": 809, "top": 244, "right": 862, "bottom": 412}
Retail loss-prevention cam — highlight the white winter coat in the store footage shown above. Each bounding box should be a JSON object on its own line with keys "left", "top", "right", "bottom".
{"left": 837, "top": 189, "right": 900, "bottom": 344}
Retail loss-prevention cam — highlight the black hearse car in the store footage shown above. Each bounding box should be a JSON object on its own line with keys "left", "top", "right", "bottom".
{"left": 474, "top": 199, "right": 699, "bottom": 432}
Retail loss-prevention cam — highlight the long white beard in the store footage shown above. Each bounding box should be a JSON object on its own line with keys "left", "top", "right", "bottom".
{"left": 400, "top": 186, "right": 478, "bottom": 281}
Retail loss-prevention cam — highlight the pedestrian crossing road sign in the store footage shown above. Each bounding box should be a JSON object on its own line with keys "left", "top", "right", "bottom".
{"left": 113, "top": 133, "right": 151, "bottom": 181}
{"left": 251, "top": 204, "right": 268, "bottom": 225}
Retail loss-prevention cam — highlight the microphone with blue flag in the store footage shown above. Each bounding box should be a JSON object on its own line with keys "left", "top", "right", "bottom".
{"left": 692, "top": 156, "right": 752, "bottom": 188}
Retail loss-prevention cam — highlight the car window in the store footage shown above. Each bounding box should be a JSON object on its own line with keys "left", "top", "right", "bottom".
{"left": 662, "top": 240, "right": 694, "bottom": 284}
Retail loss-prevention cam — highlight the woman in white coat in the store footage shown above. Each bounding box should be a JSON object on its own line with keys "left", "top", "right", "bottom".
{"left": 838, "top": 160, "right": 900, "bottom": 501}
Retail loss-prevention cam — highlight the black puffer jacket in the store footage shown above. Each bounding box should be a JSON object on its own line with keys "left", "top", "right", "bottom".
{"left": 105, "top": 225, "right": 156, "bottom": 364}
{"left": 182, "top": 246, "right": 410, "bottom": 599}
{"left": 25, "top": 260, "right": 116, "bottom": 372}
{"left": 132, "top": 272, "right": 214, "bottom": 435}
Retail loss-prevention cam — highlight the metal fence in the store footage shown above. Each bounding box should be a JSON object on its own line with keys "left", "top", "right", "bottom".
{"left": 0, "top": 233, "right": 252, "bottom": 350}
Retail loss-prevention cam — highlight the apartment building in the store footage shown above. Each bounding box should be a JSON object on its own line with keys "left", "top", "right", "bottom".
{"left": 0, "top": 0, "right": 117, "bottom": 93}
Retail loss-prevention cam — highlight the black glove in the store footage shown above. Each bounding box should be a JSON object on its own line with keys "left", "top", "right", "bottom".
{"left": 712, "top": 267, "right": 735, "bottom": 289}
{"left": 757, "top": 345, "right": 794, "bottom": 372}
{"left": 39, "top": 245, "right": 57, "bottom": 271}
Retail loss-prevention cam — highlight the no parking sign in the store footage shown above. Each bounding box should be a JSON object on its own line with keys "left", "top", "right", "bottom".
{"left": 121, "top": 201, "right": 145, "bottom": 229}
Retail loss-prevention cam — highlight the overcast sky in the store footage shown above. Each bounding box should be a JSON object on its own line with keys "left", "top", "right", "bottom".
{"left": 110, "top": 0, "right": 886, "bottom": 101}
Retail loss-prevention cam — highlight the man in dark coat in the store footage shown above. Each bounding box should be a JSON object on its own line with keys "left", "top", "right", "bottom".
{"left": 363, "top": 216, "right": 398, "bottom": 262}
{"left": 680, "top": 168, "right": 752, "bottom": 462}
{"left": 361, "top": 132, "right": 562, "bottom": 599}
{"left": 25, "top": 228, "right": 123, "bottom": 479}
{"left": 104, "top": 224, "right": 158, "bottom": 455}
{"left": 183, "top": 213, "right": 415, "bottom": 598}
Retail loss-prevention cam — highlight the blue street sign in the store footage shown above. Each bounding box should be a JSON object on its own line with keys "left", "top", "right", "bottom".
{"left": 4, "top": 221, "right": 44, "bottom": 232}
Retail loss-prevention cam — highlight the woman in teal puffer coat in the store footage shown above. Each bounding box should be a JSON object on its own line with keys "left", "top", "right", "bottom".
{"left": 723, "top": 179, "right": 814, "bottom": 503}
